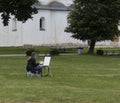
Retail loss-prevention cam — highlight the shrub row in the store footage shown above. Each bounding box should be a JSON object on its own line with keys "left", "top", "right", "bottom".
{"left": 96, "top": 49, "right": 104, "bottom": 55}
{"left": 26, "top": 48, "right": 60, "bottom": 56}
{"left": 26, "top": 48, "right": 105, "bottom": 56}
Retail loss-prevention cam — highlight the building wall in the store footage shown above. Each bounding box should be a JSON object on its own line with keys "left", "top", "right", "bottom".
{"left": 0, "top": 0, "right": 119, "bottom": 47}
{"left": 0, "top": 16, "right": 23, "bottom": 46}
{"left": 50, "top": 10, "right": 80, "bottom": 44}
{"left": 23, "top": 10, "right": 52, "bottom": 45}
{"left": 22, "top": 9, "right": 80, "bottom": 46}
{"left": 0, "top": 8, "right": 80, "bottom": 47}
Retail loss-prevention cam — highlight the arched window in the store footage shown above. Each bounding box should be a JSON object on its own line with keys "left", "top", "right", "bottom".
{"left": 40, "top": 17, "right": 45, "bottom": 31}
{"left": 12, "top": 18, "right": 17, "bottom": 31}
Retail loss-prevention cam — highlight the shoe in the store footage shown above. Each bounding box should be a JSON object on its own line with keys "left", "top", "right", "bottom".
{"left": 27, "top": 71, "right": 32, "bottom": 77}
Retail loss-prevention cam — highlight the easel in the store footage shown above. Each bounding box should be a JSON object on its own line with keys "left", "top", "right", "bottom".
{"left": 40, "top": 56, "right": 51, "bottom": 76}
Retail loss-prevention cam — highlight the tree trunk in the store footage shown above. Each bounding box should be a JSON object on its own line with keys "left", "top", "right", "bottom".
{"left": 88, "top": 39, "right": 96, "bottom": 54}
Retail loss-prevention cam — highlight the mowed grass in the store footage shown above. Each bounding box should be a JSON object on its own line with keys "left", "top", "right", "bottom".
{"left": 0, "top": 55, "right": 120, "bottom": 103}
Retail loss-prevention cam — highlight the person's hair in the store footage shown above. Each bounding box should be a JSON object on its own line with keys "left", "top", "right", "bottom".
{"left": 31, "top": 52, "right": 36, "bottom": 58}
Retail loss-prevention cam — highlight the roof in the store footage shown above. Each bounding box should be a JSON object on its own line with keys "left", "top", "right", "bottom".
{"left": 33, "top": 1, "right": 73, "bottom": 11}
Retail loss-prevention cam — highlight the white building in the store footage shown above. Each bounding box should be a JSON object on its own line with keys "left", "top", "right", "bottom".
{"left": 0, "top": 0, "right": 80, "bottom": 47}
{"left": 0, "top": 0, "right": 119, "bottom": 47}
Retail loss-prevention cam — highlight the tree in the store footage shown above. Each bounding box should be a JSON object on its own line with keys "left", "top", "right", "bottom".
{"left": 0, "top": 0, "right": 38, "bottom": 26}
{"left": 65, "top": 0, "right": 120, "bottom": 54}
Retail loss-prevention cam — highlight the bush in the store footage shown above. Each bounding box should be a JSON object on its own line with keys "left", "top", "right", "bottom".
{"left": 26, "top": 49, "right": 35, "bottom": 56}
{"left": 49, "top": 49, "right": 60, "bottom": 56}
{"left": 96, "top": 49, "right": 104, "bottom": 55}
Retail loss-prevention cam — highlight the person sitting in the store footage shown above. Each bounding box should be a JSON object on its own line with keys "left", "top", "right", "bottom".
{"left": 26, "top": 52, "right": 42, "bottom": 77}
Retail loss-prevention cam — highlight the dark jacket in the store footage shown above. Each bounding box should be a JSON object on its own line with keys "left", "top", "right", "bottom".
{"left": 26, "top": 58, "right": 38, "bottom": 72}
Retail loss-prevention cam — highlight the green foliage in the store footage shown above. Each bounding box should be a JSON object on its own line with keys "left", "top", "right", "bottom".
{"left": 49, "top": 49, "right": 60, "bottom": 56}
{"left": 65, "top": 0, "right": 120, "bottom": 54}
{"left": 96, "top": 49, "right": 104, "bottom": 55}
{"left": 0, "top": 0, "right": 38, "bottom": 26}
{"left": 0, "top": 46, "right": 77, "bottom": 54}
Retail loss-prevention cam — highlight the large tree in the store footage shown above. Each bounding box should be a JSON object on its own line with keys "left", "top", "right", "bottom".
{"left": 0, "top": 0, "right": 38, "bottom": 26}
{"left": 66, "top": 0, "right": 120, "bottom": 54}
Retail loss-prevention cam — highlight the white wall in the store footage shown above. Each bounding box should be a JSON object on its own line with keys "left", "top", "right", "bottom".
{"left": 22, "top": 9, "right": 80, "bottom": 46}
{"left": 0, "top": 3, "right": 119, "bottom": 47}
{"left": 0, "top": 9, "right": 80, "bottom": 47}
{"left": 0, "top": 16, "right": 23, "bottom": 46}
{"left": 23, "top": 10, "right": 52, "bottom": 45}
{"left": 51, "top": 10, "right": 80, "bottom": 44}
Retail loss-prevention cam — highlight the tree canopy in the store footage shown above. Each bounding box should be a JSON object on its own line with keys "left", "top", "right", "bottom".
{"left": 66, "top": 0, "right": 120, "bottom": 54}
{"left": 0, "top": 0, "right": 38, "bottom": 26}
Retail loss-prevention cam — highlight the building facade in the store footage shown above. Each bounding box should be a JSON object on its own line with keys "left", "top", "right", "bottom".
{"left": 0, "top": 0, "right": 81, "bottom": 47}
{"left": 0, "top": 0, "right": 119, "bottom": 47}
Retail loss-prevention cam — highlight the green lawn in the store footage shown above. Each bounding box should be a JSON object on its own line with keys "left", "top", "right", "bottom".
{"left": 0, "top": 47, "right": 25, "bottom": 54}
{"left": 0, "top": 46, "right": 51, "bottom": 54}
{"left": 0, "top": 55, "right": 120, "bottom": 103}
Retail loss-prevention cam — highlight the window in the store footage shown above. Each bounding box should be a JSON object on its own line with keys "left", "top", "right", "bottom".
{"left": 12, "top": 18, "right": 17, "bottom": 31}
{"left": 40, "top": 17, "right": 45, "bottom": 31}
